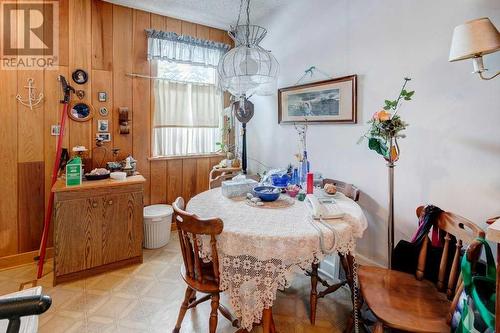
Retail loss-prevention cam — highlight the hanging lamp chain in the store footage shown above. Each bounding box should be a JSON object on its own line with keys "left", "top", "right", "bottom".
{"left": 245, "top": 0, "right": 251, "bottom": 46}
{"left": 235, "top": 0, "right": 243, "bottom": 29}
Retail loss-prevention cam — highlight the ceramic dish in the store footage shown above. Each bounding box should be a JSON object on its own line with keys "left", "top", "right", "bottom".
{"left": 253, "top": 186, "right": 280, "bottom": 202}
{"left": 85, "top": 173, "right": 110, "bottom": 181}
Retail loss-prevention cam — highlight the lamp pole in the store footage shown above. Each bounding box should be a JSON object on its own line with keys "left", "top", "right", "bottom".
{"left": 387, "top": 161, "right": 395, "bottom": 269}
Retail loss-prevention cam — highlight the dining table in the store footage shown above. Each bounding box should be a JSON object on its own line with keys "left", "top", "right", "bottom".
{"left": 187, "top": 187, "right": 368, "bottom": 332}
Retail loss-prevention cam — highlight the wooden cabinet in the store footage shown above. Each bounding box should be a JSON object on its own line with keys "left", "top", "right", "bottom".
{"left": 52, "top": 176, "right": 145, "bottom": 285}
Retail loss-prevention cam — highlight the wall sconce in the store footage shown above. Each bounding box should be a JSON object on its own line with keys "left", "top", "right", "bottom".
{"left": 449, "top": 17, "right": 500, "bottom": 80}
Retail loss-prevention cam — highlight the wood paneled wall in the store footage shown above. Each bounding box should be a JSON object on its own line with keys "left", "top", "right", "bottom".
{"left": 0, "top": 0, "right": 229, "bottom": 259}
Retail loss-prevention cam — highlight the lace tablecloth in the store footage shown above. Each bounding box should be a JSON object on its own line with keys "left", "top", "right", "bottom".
{"left": 187, "top": 188, "right": 367, "bottom": 330}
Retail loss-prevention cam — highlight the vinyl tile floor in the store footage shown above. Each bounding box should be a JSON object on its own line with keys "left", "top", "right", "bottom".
{"left": 0, "top": 235, "right": 352, "bottom": 333}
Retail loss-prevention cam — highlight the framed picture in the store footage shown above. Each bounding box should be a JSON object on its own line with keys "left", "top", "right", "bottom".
{"left": 96, "top": 132, "right": 111, "bottom": 142}
{"left": 50, "top": 125, "right": 60, "bottom": 136}
{"left": 97, "top": 119, "right": 109, "bottom": 132}
{"left": 98, "top": 92, "right": 107, "bottom": 102}
{"left": 278, "top": 75, "right": 357, "bottom": 124}
{"left": 99, "top": 107, "right": 108, "bottom": 117}
{"left": 72, "top": 69, "right": 88, "bottom": 85}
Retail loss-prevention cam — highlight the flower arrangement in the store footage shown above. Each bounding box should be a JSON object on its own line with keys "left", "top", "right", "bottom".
{"left": 359, "top": 77, "right": 415, "bottom": 162}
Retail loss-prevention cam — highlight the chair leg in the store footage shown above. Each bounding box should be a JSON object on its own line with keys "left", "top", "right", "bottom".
{"left": 310, "top": 262, "right": 319, "bottom": 325}
{"left": 339, "top": 253, "right": 354, "bottom": 293}
{"left": 189, "top": 291, "right": 197, "bottom": 303}
{"left": 173, "top": 287, "right": 194, "bottom": 333}
{"left": 262, "top": 307, "right": 273, "bottom": 333}
{"left": 344, "top": 313, "right": 354, "bottom": 333}
{"left": 373, "top": 321, "right": 384, "bottom": 333}
{"left": 209, "top": 293, "right": 220, "bottom": 333}
{"left": 218, "top": 303, "right": 239, "bottom": 328}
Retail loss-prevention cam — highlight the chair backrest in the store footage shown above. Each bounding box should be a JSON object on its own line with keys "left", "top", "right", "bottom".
{"left": 322, "top": 178, "right": 360, "bottom": 201}
{"left": 245, "top": 174, "right": 261, "bottom": 182}
{"left": 208, "top": 167, "right": 242, "bottom": 189}
{"left": 209, "top": 174, "right": 235, "bottom": 189}
{"left": 172, "top": 197, "right": 223, "bottom": 284}
{"left": 414, "top": 206, "right": 485, "bottom": 303}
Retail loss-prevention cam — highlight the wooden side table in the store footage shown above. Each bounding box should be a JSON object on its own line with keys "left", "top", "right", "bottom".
{"left": 486, "top": 216, "right": 500, "bottom": 333}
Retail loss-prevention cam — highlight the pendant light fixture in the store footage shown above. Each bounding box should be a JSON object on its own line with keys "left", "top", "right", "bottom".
{"left": 218, "top": 0, "right": 279, "bottom": 98}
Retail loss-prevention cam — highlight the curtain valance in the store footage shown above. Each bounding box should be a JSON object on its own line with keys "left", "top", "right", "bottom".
{"left": 146, "top": 29, "right": 231, "bottom": 67}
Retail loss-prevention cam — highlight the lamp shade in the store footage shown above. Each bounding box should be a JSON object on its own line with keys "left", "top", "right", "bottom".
{"left": 449, "top": 17, "right": 500, "bottom": 62}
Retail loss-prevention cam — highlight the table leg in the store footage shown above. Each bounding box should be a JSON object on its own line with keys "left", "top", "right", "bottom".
{"left": 262, "top": 307, "right": 273, "bottom": 333}
{"left": 310, "top": 262, "right": 319, "bottom": 325}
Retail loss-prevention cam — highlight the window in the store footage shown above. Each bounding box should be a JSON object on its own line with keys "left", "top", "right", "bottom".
{"left": 152, "top": 61, "right": 224, "bottom": 157}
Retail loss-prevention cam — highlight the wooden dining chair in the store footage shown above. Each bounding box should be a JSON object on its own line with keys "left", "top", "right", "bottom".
{"left": 356, "top": 206, "right": 485, "bottom": 333}
{"left": 172, "top": 197, "right": 238, "bottom": 333}
{"left": 322, "top": 178, "right": 360, "bottom": 201}
{"left": 209, "top": 167, "right": 241, "bottom": 189}
{"left": 209, "top": 172, "right": 260, "bottom": 189}
{"left": 307, "top": 179, "right": 361, "bottom": 325}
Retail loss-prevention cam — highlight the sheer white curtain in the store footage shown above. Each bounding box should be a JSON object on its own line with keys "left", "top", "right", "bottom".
{"left": 146, "top": 30, "right": 230, "bottom": 156}
{"left": 152, "top": 79, "right": 223, "bottom": 157}
{"left": 147, "top": 29, "right": 229, "bottom": 157}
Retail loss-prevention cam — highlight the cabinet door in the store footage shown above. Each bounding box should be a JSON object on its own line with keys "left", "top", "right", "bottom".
{"left": 54, "top": 197, "right": 103, "bottom": 276}
{"left": 102, "top": 191, "right": 143, "bottom": 264}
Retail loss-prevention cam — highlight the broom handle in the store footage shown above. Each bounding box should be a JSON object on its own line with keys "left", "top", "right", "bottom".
{"left": 37, "top": 101, "right": 69, "bottom": 279}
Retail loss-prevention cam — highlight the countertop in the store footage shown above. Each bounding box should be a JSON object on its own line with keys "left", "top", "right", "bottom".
{"left": 52, "top": 175, "right": 146, "bottom": 193}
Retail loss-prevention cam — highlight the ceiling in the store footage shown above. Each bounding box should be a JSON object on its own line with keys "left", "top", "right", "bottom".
{"left": 104, "top": 0, "right": 288, "bottom": 30}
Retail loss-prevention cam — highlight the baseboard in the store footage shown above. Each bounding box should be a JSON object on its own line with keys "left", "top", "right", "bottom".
{"left": 355, "top": 253, "right": 384, "bottom": 267}
{"left": 318, "top": 254, "right": 339, "bottom": 280}
{"left": 0, "top": 248, "right": 54, "bottom": 271}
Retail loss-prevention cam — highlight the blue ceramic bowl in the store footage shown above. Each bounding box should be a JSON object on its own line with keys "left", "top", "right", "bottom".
{"left": 253, "top": 186, "right": 280, "bottom": 202}
{"left": 271, "top": 174, "right": 290, "bottom": 188}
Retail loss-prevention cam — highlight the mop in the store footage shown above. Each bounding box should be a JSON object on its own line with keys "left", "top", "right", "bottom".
{"left": 36, "top": 75, "right": 75, "bottom": 279}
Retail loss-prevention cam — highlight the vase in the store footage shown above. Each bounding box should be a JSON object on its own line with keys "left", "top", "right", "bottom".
{"left": 384, "top": 137, "right": 400, "bottom": 164}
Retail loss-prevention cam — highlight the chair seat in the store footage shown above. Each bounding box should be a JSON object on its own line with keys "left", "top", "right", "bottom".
{"left": 181, "top": 264, "right": 220, "bottom": 294}
{"left": 359, "top": 266, "right": 451, "bottom": 333}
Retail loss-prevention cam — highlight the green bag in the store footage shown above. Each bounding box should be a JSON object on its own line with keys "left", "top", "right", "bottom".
{"left": 451, "top": 237, "right": 496, "bottom": 333}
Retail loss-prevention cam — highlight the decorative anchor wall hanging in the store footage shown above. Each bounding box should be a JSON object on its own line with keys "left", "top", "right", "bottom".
{"left": 16, "top": 78, "right": 44, "bottom": 110}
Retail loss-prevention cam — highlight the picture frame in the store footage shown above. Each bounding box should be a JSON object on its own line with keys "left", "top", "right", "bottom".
{"left": 72, "top": 69, "right": 88, "bottom": 85}
{"left": 97, "top": 119, "right": 109, "bottom": 132}
{"left": 98, "top": 92, "right": 107, "bottom": 102}
{"left": 68, "top": 102, "right": 94, "bottom": 122}
{"left": 96, "top": 132, "right": 111, "bottom": 142}
{"left": 99, "top": 107, "right": 108, "bottom": 117}
{"left": 278, "top": 75, "right": 357, "bottom": 124}
{"left": 50, "top": 125, "right": 60, "bottom": 136}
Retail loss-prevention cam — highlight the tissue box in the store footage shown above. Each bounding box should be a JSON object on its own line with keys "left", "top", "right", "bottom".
{"left": 221, "top": 178, "right": 258, "bottom": 198}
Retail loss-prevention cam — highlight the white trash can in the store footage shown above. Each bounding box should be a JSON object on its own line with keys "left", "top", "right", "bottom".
{"left": 143, "top": 204, "right": 173, "bottom": 249}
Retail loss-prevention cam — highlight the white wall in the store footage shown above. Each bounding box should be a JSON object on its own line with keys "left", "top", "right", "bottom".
{"left": 248, "top": 0, "right": 500, "bottom": 266}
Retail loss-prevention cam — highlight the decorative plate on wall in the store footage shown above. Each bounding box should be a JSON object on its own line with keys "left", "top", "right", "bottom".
{"left": 72, "top": 69, "right": 88, "bottom": 85}
{"left": 68, "top": 102, "right": 94, "bottom": 122}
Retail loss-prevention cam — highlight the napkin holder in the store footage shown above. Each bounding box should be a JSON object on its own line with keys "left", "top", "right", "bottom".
{"left": 221, "top": 177, "right": 258, "bottom": 198}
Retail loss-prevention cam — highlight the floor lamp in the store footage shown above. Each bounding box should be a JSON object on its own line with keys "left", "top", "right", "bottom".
{"left": 449, "top": 16, "right": 499, "bottom": 332}
{"left": 386, "top": 138, "right": 399, "bottom": 269}
{"left": 233, "top": 98, "right": 254, "bottom": 174}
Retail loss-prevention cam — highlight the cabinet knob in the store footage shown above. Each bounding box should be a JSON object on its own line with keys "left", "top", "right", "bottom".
{"left": 108, "top": 200, "right": 113, "bottom": 206}
{"left": 92, "top": 201, "right": 98, "bottom": 208}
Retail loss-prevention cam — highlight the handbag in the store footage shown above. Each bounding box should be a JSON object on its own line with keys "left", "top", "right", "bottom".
{"left": 451, "top": 237, "right": 496, "bottom": 333}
